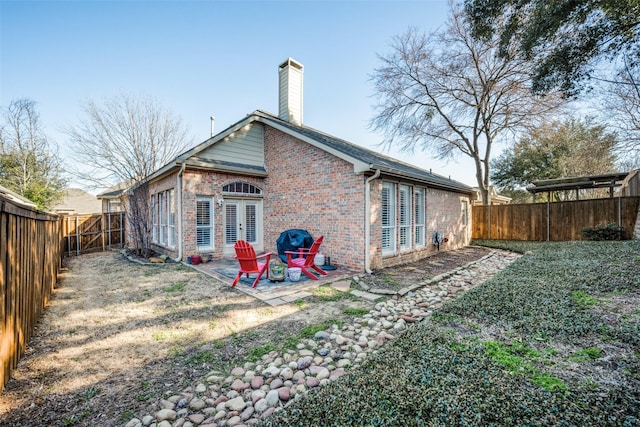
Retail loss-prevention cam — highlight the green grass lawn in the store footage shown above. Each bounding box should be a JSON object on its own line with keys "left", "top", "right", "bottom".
{"left": 259, "top": 241, "right": 640, "bottom": 426}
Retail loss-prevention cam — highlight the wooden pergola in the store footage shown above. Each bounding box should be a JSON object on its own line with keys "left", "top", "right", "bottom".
{"left": 526, "top": 172, "right": 630, "bottom": 201}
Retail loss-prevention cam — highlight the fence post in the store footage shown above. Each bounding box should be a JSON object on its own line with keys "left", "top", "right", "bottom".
{"left": 107, "top": 213, "right": 112, "bottom": 250}
{"left": 487, "top": 204, "right": 491, "bottom": 240}
{"left": 546, "top": 198, "right": 550, "bottom": 242}
{"left": 101, "top": 214, "right": 106, "bottom": 252}
{"left": 66, "top": 215, "right": 71, "bottom": 257}
{"left": 618, "top": 197, "right": 622, "bottom": 227}
{"left": 618, "top": 197, "right": 622, "bottom": 239}
{"left": 75, "top": 215, "right": 80, "bottom": 255}
{"left": 119, "top": 211, "right": 124, "bottom": 248}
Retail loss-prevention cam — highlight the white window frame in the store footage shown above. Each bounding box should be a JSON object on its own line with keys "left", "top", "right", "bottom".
{"left": 196, "top": 196, "right": 214, "bottom": 251}
{"left": 108, "top": 200, "right": 122, "bottom": 213}
{"left": 159, "top": 192, "right": 167, "bottom": 245}
{"left": 381, "top": 182, "right": 396, "bottom": 254}
{"left": 167, "top": 189, "right": 175, "bottom": 247}
{"left": 399, "top": 185, "right": 412, "bottom": 250}
{"left": 151, "top": 190, "right": 176, "bottom": 248}
{"left": 414, "top": 188, "right": 425, "bottom": 247}
{"left": 151, "top": 195, "right": 158, "bottom": 243}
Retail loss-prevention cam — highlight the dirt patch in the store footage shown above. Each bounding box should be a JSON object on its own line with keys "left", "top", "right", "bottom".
{"left": 361, "top": 246, "right": 492, "bottom": 291}
{"left": 0, "top": 247, "right": 491, "bottom": 426}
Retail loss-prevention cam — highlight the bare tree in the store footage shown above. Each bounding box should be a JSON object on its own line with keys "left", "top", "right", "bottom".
{"left": 66, "top": 92, "right": 192, "bottom": 188}
{"left": 126, "top": 181, "right": 153, "bottom": 257}
{"left": 66, "top": 92, "right": 191, "bottom": 255}
{"left": 0, "top": 99, "right": 67, "bottom": 210}
{"left": 370, "top": 4, "right": 565, "bottom": 204}
{"left": 601, "top": 62, "right": 640, "bottom": 169}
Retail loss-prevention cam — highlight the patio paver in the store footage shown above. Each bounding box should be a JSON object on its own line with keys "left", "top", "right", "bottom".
{"left": 330, "top": 280, "right": 351, "bottom": 292}
{"left": 350, "top": 289, "right": 383, "bottom": 301}
{"left": 263, "top": 298, "right": 288, "bottom": 306}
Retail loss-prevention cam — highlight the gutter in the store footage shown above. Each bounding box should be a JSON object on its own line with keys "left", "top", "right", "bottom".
{"left": 173, "top": 162, "right": 187, "bottom": 262}
{"left": 364, "top": 168, "right": 381, "bottom": 274}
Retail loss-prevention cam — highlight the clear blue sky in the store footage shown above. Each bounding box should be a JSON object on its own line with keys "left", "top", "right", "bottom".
{"left": 1, "top": 0, "right": 483, "bottom": 189}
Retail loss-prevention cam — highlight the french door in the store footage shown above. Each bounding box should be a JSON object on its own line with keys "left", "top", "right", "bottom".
{"left": 223, "top": 199, "right": 263, "bottom": 255}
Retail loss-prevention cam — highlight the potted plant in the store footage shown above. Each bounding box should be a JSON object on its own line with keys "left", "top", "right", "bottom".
{"left": 191, "top": 252, "right": 202, "bottom": 265}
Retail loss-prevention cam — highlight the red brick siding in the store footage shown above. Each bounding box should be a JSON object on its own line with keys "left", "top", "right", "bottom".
{"left": 181, "top": 171, "right": 265, "bottom": 259}
{"left": 426, "top": 187, "right": 471, "bottom": 250}
{"left": 368, "top": 180, "right": 471, "bottom": 269}
{"left": 263, "top": 127, "right": 366, "bottom": 270}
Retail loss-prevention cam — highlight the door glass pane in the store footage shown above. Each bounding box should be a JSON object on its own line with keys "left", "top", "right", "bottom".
{"left": 245, "top": 204, "right": 257, "bottom": 243}
{"left": 225, "top": 203, "right": 238, "bottom": 244}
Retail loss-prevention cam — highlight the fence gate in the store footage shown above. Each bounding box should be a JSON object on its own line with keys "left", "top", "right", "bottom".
{"left": 62, "top": 213, "right": 124, "bottom": 256}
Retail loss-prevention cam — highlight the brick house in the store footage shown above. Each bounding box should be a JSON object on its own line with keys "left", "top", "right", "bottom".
{"left": 130, "top": 58, "right": 473, "bottom": 272}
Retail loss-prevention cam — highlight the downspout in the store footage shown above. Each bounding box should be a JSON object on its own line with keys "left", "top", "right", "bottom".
{"left": 173, "top": 162, "right": 187, "bottom": 262}
{"left": 365, "top": 168, "right": 381, "bottom": 274}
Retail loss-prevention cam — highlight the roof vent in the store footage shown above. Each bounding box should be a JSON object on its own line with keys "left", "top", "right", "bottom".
{"left": 278, "top": 58, "right": 304, "bottom": 125}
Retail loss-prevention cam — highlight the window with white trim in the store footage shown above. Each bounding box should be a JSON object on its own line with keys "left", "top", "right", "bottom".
{"left": 461, "top": 200, "right": 468, "bottom": 226}
{"left": 399, "top": 185, "right": 411, "bottom": 250}
{"left": 151, "top": 196, "right": 158, "bottom": 243}
{"left": 196, "top": 197, "right": 214, "bottom": 250}
{"left": 381, "top": 182, "right": 396, "bottom": 254}
{"left": 107, "top": 200, "right": 122, "bottom": 212}
{"left": 167, "top": 189, "right": 175, "bottom": 247}
{"left": 151, "top": 190, "right": 176, "bottom": 248}
{"left": 159, "top": 193, "right": 167, "bottom": 244}
{"left": 222, "top": 182, "right": 263, "bottom": 195}
{"left": 414, "top": 188, "right": 425, "bottom": 247}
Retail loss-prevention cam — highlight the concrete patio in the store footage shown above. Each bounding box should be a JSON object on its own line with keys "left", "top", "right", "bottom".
{"left": 188, "top": 257, "right": 357, "bottom": 306}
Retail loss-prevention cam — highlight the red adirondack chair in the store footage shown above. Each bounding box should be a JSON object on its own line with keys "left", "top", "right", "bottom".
{"left": 232, "top": 240, "right": 272, "bottom": 288}
{"left": 285, "top": 236, "right": 328, "bottom": 280}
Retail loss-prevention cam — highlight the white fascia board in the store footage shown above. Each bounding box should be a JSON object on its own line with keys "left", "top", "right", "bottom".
{"left": 181, "top": 159, "right": 268, "bottom": 177}
{"left": 144, "top": 160, "right": 180, "bottom": 184}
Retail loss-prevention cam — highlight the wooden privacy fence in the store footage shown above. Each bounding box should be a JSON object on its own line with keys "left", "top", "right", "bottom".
{"left": 1, "top": 195, "right": 62, "bottom": 392}
{"left": 472, "top": 196, "right": 640, "bottom": 241}
{"left": 62, "top": 213, "right": 124, "bottom": 256}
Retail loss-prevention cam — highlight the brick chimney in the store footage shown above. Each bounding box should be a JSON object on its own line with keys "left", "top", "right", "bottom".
{"left": 278, "top": 58, "right": 304, "bottom": 125}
